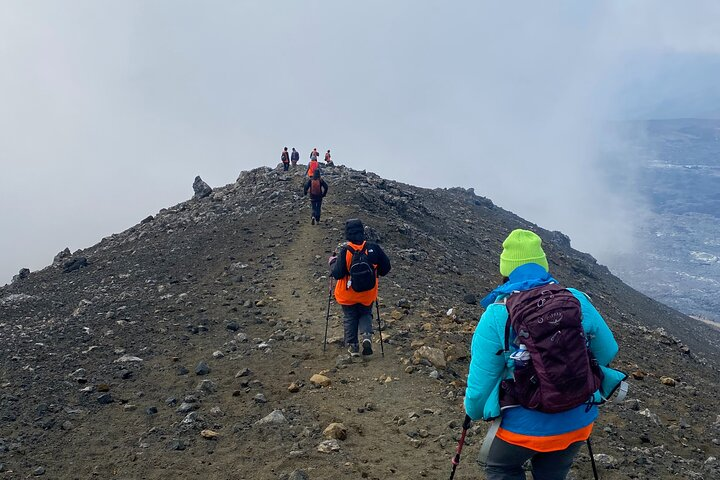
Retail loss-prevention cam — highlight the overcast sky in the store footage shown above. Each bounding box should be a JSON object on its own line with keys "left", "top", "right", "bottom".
{"left": 2, "top": 1, "right": 720, "bottom": 283}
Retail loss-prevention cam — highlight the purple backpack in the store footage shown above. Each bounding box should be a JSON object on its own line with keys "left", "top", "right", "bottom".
{"left": 499, "top": 284, "right": 603, "bottom": 413}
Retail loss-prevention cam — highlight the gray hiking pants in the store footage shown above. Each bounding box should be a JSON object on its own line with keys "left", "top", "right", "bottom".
{"left": 485, "top": 437, "right": 583, "bottom": 480}
{"left": 341, "top": 303, "right": 373, "bottom": 346}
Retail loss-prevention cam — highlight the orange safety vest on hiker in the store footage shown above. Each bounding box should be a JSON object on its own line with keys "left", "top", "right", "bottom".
{"left": 334, "top": 241, "right": 378, "bottom": 306}
{"left": 308, "top": 160, "right": 319, "bottom": 177}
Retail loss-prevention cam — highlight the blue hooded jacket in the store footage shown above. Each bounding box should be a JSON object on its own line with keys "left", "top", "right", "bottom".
{"left": 464, "top": 264, "right": 626, "bottom": 436}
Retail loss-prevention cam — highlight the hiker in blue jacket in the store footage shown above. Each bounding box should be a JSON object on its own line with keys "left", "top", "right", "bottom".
{"left": 465, "top": 229, "right": 626, "bottom": 480}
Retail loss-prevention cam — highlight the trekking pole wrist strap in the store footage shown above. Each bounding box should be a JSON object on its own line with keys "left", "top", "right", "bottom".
{"left": 478, "top": 418, "right": 501, "bottom": 465}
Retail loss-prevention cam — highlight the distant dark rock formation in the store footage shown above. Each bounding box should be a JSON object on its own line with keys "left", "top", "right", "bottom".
{"left": 11, "top": 268, "right": 30, "bottom": 284}
{"left": 193, "top": 176, "right": 212, "bottom": 199}
{"left": 62, "top": 257, "right": 88, "bottom": 273}
{"left": 53, "top": 247, "right": 71, "bottom": 267}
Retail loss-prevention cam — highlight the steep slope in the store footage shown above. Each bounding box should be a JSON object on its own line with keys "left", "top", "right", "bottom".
{"left": 1, "top": 165, "right": 719, "bottom": 479}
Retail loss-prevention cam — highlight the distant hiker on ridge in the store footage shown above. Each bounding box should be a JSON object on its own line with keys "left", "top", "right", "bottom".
{"left": 310, "top": 147, "right": 319, "bottom": 162}
{"left": 307, "top": 155, "right": 320, "bottom": 178}
{"left": 291, "top": 147, "right": 299, "bottom": 167}
{"left": 329, "top": 219, "right": 391, "bottom": 357}
{"left": 464, "top": 229, "right": 626, "bottom": 480}
{"left": 324, "top": 149, "right": 334, "bottom": 166}
{"left": 281, "top": 147, "right": 290, "bottom": 171}
{"left": 303, "top": 169, "right": 328, "bottom": 225}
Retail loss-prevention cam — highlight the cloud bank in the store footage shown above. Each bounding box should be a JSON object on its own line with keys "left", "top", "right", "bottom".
{"left": 2, "top": 1, "right": 720, "bottom": 282}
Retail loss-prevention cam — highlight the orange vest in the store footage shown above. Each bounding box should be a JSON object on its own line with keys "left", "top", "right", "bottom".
{"left": 334, "top": 241, "right": 378, "bottom": 306}
{"left": 308, "top": 160, "right": 319, "bottom": 177}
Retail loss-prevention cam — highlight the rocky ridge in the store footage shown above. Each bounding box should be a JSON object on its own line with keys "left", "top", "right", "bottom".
{"left": 1, "top": 164, "right": 720, "bottom": 479}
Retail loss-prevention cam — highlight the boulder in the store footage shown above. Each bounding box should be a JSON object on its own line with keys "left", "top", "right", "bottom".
{"left": 193, "top": 176, "right": 213, "bottom": 199}
{"left": 310, "top": 374, "right": 331, "bottom": 387}
{"left": 414, "top": 346, "right": 447, "bottom": 369}
{"left": 323, "top": 423, "right": 348, "bottom": 441}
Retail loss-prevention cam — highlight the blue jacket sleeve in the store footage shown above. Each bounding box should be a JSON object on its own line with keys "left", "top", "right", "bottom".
{"left": 568, "top": 288, "right": 618, "bottom": 366}
{"left": 464, "top": 304, "right": 508, "bottom": 421}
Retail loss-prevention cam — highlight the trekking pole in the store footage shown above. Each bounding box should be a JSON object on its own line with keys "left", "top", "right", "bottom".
{"left": 323, "top": 278, "right": 333, "bottom": 352}
{"left": 375, "top": 300, "right": 384, "bottom": 357}
{"left": 586, "top": 437, "right": 599, "bottom": 480}
{"left": 449, "top": 414, "right": 472, "bottom": 480}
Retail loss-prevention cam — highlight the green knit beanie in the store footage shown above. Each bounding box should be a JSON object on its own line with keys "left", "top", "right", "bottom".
{"left": 499, "top": 229, "right": 549, "bottom": 277}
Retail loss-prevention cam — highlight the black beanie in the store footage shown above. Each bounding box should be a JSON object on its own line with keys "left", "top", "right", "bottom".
{"left": 345, "top": 218, "right": 365, "bottom": 243}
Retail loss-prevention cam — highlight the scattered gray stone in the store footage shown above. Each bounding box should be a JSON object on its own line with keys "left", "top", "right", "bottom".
{"left": 235, "top": 368, "right": 251, "bottom": 377}
{"left": 286, "top": 470, "right": 310, "bottom": 480}
{"left": 593, "top": 453, "right": 618, "bottom": 468}
{"left": 97, "top": 393, "right": 113, "bottom": 405}
{"left": 195, "top": 361, "right": 211, "bottom": 375}
{"left": 176, "top": 402, "right": 198, "bottom": 414}
{"left": 212, "top": 350, "right": 225, "bottom": 359}
{"left": 168, "top": 439, "right": 186, "bottom": 451}
{"left": 254, "top": 393, "right": 267, "bottom": 404}
{"left": 115, "top": 354, "right": 143, "bottom": 363}
{"left": 255, "top": 410, "right": 286, "bottom": 425}
{"left": 196, "top": 379, "right": 217, "bottom": 394}
{"left": 193, "top": 176, "right": 212, "bottom": 199}
{"left": 177, "top": 366, "right": 189, "bottom": 375}
{"left": 463, "top": 293, "right": 477, "bottom": 305}
{"left": 146, "top": 406, "right": 158, "bottom": 415}
{"left": 397, "top": 298, "right": 412, "bottom": 308}
{"left": 69, "top": 368, "right": 87, "bottom": 382}
{"left": 33, "top": 466, "right": 45, "bottom": 476}
{"left": 226, "top": 321, "right": 239, "bottom": 331}
{"left": 181, "top": 412, "right": 201, "bottom": 425}
{"left": 317, "top": 439, "right": 341, "bottom": 453}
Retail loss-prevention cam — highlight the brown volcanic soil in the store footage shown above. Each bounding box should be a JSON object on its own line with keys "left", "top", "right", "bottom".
{"left": 1, "top": 164, "right": 720, "bottom": 479}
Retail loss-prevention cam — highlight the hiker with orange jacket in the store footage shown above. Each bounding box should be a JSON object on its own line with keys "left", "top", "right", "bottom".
{"left": 303, "top": 169, "right": 328, "bottom": 225}
{"left": 329, "top": 219, "right": 391, "bottom": 356}
{"left": 306, "top": 156, "right": 320, "bottom": 178}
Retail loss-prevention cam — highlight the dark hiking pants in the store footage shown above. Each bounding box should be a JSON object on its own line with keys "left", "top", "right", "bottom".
{"left": 283, "top": 162, "right": 289, "bottom": 171}
{"left": 311, "top": 198, "right": 322, "bottom": 221}
{"left": 485, "top": 437, "right": 583, "bottom": 480}
{"left": 341, "top": 303, "right": 373, "bottom": 347}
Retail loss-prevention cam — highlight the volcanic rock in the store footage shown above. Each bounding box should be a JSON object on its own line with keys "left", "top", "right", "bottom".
{"left": 192, "top": 176, "right": 212, "bottom": 199}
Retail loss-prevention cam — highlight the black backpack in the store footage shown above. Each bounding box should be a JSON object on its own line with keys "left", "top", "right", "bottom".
{"left": 347, "top": 244, "right": 376, "bottom": 292}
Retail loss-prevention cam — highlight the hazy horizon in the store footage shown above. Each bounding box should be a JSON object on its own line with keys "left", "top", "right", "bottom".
{"left": 3, "top": 1, "right": 720, "bottom": 283}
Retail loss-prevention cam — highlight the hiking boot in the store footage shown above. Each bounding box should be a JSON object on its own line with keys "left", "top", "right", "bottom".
{"left": 348, "top": 344, "right": 360, "bottom": 357}
{"left": 362, "top": 338, "right": 373, "bottom": 356}
{"left": 311, "top": 217, "right": 316, "bottom": 225}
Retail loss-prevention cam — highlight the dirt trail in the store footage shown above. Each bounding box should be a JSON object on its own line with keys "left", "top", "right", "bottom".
{"left": 259, "top": 199, "right": 464, "bottom": 479}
